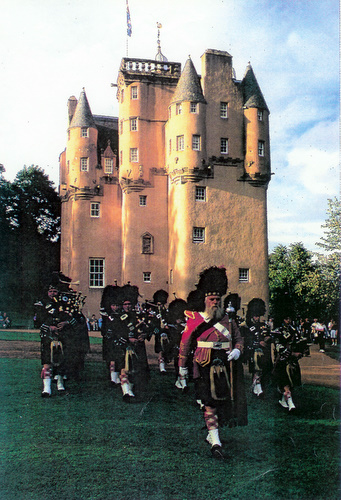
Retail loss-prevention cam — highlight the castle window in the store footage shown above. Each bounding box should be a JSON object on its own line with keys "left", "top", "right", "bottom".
{"left": 139, "top": 195, "right": 147, "bottom": 206}
{"left": 90, "top": 202, "right": 100, "bottom": 217}
{"left": 239, "top": 268, "right": 249, "bottom": 282}
{"left": 89, "top": 258, "right": 105, "bottom": 287}
{"left": 258, "top": 110, "right": 264, "bottom": 121}
{"left": 130, "top": 148, "right": 138, "bottom": 162}
{"left": 220, "top": 102, "right": 228, "bottom": 119}
{"left": 68, "top": 130, "right": 70, "bottom": 141}
{"left": 142, "top": 233, "right": 154, "bottom": 254}
{"left": 192, "top": 135, "right": 201, "bottom": 151}
{"left": 258, "top": 141, "right": 265, "bottom": 157}
{"left": 168, "top": 107, "right": 171, "bottom": 119}
{"left": 67, "top": 160, "right": 70, "bottom": 173}
{"left": 120, "top": 89, "right": 124, "bottom": 102}
{"left": 81, "top": 127, "right": 89, "bottom": 138}
{"left": 143, "top": 272, "right": 151, "bottom": 283}
{"left": 192, "top": 227, "right": 205, "bottom": 244}
{"left": 176, "top": 103, "right": 182, "bottom": 115}
{"left": 80, "top": 157, "right": 89, "bottom": 171}
{"left": 195, "top": 186, "right": 206, "bottom": 202}
{"left": 119, "top": 120, "right": 123, "bottom": 134}
{"left": 131, "top": 86, "right": 138, "bottom": 99}
{"left": 220, "top": 138, "right": 228, "bottom": 154}
{"left": 176, "top": 135, "right": 184, "bottom": 151}
{"left": 169, "top": 139, "right": 172, "bottom": 154}
{"left": 130, "top": 118, "right": 138, "bottom": 131}
{"left": 190, "top": 102, "right": 198, "bottom": 113}
{"left": 104, "top": 158, "right": 113, "bottom": 174}
{"left": 120, "top": 151, "right": 123, "bottom": 166}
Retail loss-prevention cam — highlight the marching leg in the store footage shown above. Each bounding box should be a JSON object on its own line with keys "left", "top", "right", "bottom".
{"left": 120, "top": 369, "right": 135, "bottom": 401}
{"left": 252, "top": 373, "right": 263, "bottom": 397}
{"left": 110, "top": 361, "right": 120, "bottom": 385}
{"left": 204, "top": 406, "right": 224, "bottom": 460}
{"left": 158, "top": 354, "right": 166, "bottom": 374}
{"left": 41, "top": 365, "right": 52, "bottom": 397}
{"left": 56, "top": 374, "right": 65, "bottom": 392}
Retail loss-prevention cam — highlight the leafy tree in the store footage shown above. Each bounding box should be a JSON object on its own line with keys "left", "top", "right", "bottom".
{"left": 314, "top": 197, "right": 341, "bottom": 323}
{"left": 269, "top": 199, "right": 340, "bottom": 326}
{"left": 269, "top": 242, "right": 318, "bottom": 325}
{"left": 316, "top": 197, "right": 341, "bottom": 252}
{"left": 0, "top": 166, "right": 61, "bottom": 317}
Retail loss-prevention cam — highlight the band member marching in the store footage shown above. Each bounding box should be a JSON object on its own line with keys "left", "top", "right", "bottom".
{"left": 35, "top": 272, "right": 88, "bottom": 397}
{"left": 178, "top": 266, "right": 247, "bottom": 460}
{"left": 100, "top": 285, "right": 124, "bottom": 385}
{"left": 151, "top": 289, "right": 170, "bottom": 374}
{"left": 272, "top": 315, "right": 306, "bottom": 411}
{"left": 240, "top": 298, "right": 272, "bottom": 398}
{"left": 119, "top": 284, "right": 150, "bottom": 400}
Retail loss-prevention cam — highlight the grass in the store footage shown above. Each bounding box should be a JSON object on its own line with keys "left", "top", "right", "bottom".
{"left": 0, "top": 330, "right": 102, "bottom": 344}
{"left": 0, "top": 349, "right": 340, "bottom": 499}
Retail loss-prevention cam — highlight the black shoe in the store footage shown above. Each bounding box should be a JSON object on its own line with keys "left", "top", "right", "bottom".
{"left": 41, "top": 392, "right": 51, "bottom": 398}
{"left": 123, "top": 393, "right": 132, "bottom": 403}
{"left": 211, "top": 445, "right": 225, "bottom": 460}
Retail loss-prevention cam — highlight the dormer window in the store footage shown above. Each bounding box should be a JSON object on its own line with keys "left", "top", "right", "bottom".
{"left": 104, "top": 158, "right": 113, "bottom": 174}
{"left": 176, "top": 103, "right": 182, "bottom": 115}
{"left": 258, "top": 110, "right": 264, "bottom": 121}
{"left": 81, "top": 127, "right": 89, "bottom": 138}
{"left": 131, "top": 86, "right": 138, "bottom": 100}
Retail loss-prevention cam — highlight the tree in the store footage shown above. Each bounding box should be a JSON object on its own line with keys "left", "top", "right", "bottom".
{"left": 0, "top": 166, "right": 61, "bottom": 317}
{"left": 269, "top": 200, "right": 341, "bottom": 324}
{"left": 316, "top": 197, "right": 341, "bottom": 252}
{"left": 269, "top": 242, "right": 318, "bottom": 325}
{"left": 314, "top": 197, "right": 341, "bottom": 323}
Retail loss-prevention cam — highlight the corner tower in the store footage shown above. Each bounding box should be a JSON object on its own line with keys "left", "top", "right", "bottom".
{"left": 59, "top": 89, "right": 121, "bottom": 315}
{"left": 116, "top": 56, "right": 180, "bottom": 297}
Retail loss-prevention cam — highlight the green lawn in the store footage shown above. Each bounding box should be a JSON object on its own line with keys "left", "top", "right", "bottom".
{"left": 0, "top": 354, "right": 339, "bottom": 500}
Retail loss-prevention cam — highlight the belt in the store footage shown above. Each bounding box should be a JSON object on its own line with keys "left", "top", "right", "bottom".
{"left": 197, "top": 341, "right": 230, "bottom": 349}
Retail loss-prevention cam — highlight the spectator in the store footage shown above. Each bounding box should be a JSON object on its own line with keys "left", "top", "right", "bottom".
{"left": 328, "top": 319, "right": 338, "bottom": 347}
{"left": 89, "top": 314, "right": 99, "bottom": 331}
{"left": 2, "top": 312, "right": 11, "bottom": 328}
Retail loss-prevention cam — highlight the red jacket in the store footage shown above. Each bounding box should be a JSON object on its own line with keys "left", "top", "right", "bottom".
{"left": 179, "top": 311, "right": 244, "bottom": 368}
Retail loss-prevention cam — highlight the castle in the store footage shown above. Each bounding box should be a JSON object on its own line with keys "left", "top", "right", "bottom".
{"left": 59, "top": 46, "right": 271, "bottom": 317}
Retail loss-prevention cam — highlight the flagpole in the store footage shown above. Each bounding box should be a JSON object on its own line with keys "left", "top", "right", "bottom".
{"left": 126, "top": 0, "right": 132, "bottom": 56}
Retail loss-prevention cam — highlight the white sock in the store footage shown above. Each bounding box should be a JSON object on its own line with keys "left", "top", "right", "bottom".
{"left": 159, "top": 361, "right": 166, "bottom": 372}
{"left": 56, "top": 375, "right": 65, "bottom": 391}
{"left": 208, "top": 429, "right": 222, "bottom": 447}
{"left": 43, "top": 378, "right": 51, "bottom": 394}
{"left": 111, "top": 371, "right": 120, "bottom": 384}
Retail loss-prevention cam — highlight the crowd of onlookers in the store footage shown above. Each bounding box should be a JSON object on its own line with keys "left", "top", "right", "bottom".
{"left": 286, "top": 317, "right": 339, "bottom": 351}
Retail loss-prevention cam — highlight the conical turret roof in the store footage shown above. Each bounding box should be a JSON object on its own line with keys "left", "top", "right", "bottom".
{"left": 69, "top": 88, "right": 97, "bottom": 128}
{"left": 171, "top": 57, "right": 206, "bottom": 105}
{"left": 241, "top": 64, "right": 269, "bottom": 112}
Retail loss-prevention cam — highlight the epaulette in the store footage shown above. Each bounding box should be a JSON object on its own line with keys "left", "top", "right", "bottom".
{"left": 185, "top": 310, "right": 196, "bottom": 320}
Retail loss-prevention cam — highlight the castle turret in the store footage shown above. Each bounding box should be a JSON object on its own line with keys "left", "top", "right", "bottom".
{"left": 166, "top": 56, "right": 207, "bottom": 181}
{"left": 66, "top": 88, "right": 98, "bottom": 191}
{"left": 241, "top": 64, "right": 271, "bottom": 184}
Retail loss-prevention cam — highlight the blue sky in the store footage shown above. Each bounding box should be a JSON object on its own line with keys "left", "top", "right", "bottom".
{"left": 0, "top": 0, "right": 339, "bottom": 252}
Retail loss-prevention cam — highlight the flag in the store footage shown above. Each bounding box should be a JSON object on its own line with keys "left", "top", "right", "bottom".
{"left": 126, "top": 0, "right": 132, "bottom": 37}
